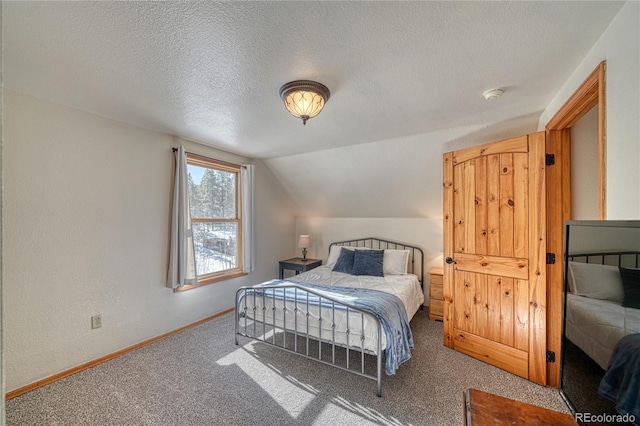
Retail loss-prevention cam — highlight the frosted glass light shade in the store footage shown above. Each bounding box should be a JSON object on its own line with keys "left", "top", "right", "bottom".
{"left": 279, "top": 80, "right": 330, "bottom": 125}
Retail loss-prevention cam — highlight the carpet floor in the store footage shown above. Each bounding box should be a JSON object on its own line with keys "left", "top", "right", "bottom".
{"left": 6, "top": 309, "right": 569, "bottom": 425}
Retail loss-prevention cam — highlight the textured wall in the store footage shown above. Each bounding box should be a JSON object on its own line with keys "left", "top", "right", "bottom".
{"left": 2, "top": 91, "right": 294, "bottom": 391}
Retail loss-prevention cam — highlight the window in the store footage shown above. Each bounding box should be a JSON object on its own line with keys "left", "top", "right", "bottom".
{"left": 184, "top": 154, "right": 244, "bottom": 287}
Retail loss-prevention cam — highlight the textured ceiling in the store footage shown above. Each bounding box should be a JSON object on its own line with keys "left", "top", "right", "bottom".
{"left": 3, "top": 1, "right": 624, "bottom": 159}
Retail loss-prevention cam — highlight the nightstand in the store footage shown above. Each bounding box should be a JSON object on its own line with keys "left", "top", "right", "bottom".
{"left": 428, "top": 267, "right": 444, "bottom": 321}
{"left": 279, "top": 258, "right": 322, "bottom": 279}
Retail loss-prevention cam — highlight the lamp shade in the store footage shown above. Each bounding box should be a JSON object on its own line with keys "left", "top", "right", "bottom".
{"left": 298, "top": 235, "right": 311, "bottom": 249}
{"left": 279, "top": 80, "right": 330, "bottom": 125}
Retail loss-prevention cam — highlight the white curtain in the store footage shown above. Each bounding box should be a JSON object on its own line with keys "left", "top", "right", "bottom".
{"left": 241, "top": 164, "right": 255, "bottom": 273}
{"left": 167, "top": 146, "right": 197, "bottom": 288}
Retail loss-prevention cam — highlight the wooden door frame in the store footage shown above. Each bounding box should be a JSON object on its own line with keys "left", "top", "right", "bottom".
{"left": 545, "top": 61, "right": 606, "bottom": 387}
{"left": 546, "top": 61, "right": 606, "bottom": 219}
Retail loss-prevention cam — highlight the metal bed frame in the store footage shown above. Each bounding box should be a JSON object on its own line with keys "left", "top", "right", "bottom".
{"left": 566, "top": 251, "right": 640, "bottom": 267}
{"left": 235, "top": 237, "right": 424, "bottom": 397}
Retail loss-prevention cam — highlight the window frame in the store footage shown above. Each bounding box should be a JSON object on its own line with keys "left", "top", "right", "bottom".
{"left": 176, "top": 153, "right": 246, "bottom": 292}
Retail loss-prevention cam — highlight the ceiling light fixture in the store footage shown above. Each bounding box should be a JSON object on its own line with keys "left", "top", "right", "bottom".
{"left": 279, "top": 80, "right": 330, "bottom": 125}
{"left": 483, "top": 88, "right": 504, "bottom": 101}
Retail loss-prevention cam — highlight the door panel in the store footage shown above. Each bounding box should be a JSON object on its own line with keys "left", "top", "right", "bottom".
{"left": 487, "top": 154, "right": 501, "bottom": 256}
{"left": 454, "top": 253, "right": 528, "bottom": 279}
{"left": 443, "top": 133, "right": 547, "bottom": 385}
{"left": 453, "top": 271, "right": 529, "bottom": 349}
{"left": 453, "top": 330, "right": 529, "bottom": 378}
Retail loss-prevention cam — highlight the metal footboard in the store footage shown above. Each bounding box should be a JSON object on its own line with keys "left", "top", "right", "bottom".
{"left": 235, "top": 283, "right": 384, "bottom": 397}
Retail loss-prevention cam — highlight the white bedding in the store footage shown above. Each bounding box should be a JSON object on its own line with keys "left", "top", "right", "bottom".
{"left": 565, "top": 293, "right": 640, "bottom": 369}
{"left": 238, "top": 265, "right": 424, "bottom": 353}
{"left": 289, "top": 265, "right": 424, "bottom": 320}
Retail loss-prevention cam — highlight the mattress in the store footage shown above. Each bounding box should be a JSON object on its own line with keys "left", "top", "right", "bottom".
{"left": 565, "top": 293, "right": 640, "bottom": 369}
{"left": 237, "top": 265, "right": 423, "bottom": 353}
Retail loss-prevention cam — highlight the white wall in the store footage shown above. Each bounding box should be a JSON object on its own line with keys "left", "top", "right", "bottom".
{"left": 539, "top": 1, "right": 640, "bottom": 219}
{"left": 568, "top": 223, "right": 640, "bottom": 256}
{"left": 571, "top": 106, "right": 600, "bottom": 220}
{"left": 264, "top": 131, "right": 449, "bottom": 219}
{"left": 2, "top": 90, "right": 295, "bottom": 391}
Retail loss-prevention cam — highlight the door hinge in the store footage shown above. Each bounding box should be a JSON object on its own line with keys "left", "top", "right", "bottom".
{"left": 546, "top": 350, "right": 556, "bottom": 363}
{"left": 545, "top": 154, "right": 556, "bottom": 166}
{"left": 546, "top": 253, "right": 556, "bottom": 264}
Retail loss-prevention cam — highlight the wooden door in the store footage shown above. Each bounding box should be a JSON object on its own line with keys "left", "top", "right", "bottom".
{"left": 443, "top": 133, "right": 547, "bottom": 385}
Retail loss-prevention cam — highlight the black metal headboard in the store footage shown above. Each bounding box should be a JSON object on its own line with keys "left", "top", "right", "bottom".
{"left": 567, "top": 251, "right": 640, "bottom": 268}
{"left": 328, "top": 237, "right": 424, "bottom": 286}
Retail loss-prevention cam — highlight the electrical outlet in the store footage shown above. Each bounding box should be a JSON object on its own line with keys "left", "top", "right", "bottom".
{"left": 91, "top": 314, "right": 102, "bottom": 329}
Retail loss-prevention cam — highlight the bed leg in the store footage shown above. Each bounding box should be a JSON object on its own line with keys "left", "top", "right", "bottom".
{"left": 234, "top": 303, "right": 239, "bottom": 345}
{"left": 377, "top": 323, "right": 382, "bottom": 397}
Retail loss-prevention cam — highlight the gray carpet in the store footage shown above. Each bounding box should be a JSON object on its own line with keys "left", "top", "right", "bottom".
{"left": 6, "top": 310, "right": 569, "bottom": 425}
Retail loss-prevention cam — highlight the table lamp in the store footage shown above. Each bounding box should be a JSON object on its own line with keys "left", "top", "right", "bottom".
{"left": 298, "top": 235, "right": 311, "bottom": 261}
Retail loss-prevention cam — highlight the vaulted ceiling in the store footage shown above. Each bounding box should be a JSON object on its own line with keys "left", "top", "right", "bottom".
{"left": 3, "top": 1, "right": 624, "bottom": 160}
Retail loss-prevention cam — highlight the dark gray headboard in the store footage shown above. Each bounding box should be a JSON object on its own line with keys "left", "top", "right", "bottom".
{"left": 567, "top": 251, "right": 640, "bottom": 268}
{"left": 329, "top": 237, "right": 424, "bottom": 286}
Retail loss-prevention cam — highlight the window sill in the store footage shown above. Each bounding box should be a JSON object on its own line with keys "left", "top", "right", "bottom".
{"left": 174, "top": 271, "right": 248, "bottom": 292}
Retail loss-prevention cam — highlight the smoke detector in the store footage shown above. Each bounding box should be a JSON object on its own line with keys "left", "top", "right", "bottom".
{"left": 483, "top": 88, "right": 504, "bottom": 101}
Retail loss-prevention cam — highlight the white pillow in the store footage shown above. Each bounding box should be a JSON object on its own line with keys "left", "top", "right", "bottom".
{"left": 326, "top": 246, "right": 409, "bottom": 275}
{"left": 568, "top": 261, "right": 624, "bottom": 303}
{"left": 383, "top": 249, "right": 410, "bottom": 275}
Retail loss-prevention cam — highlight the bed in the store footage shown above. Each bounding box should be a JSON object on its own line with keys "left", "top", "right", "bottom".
{"left": 564, "top": 251, "right": 640, "bottom": 370}
{"left": 563, "top": 251, "right": 640, "bottom": 421}
{"left": 235, "top": 237, "right": 424, "bottom": 397}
